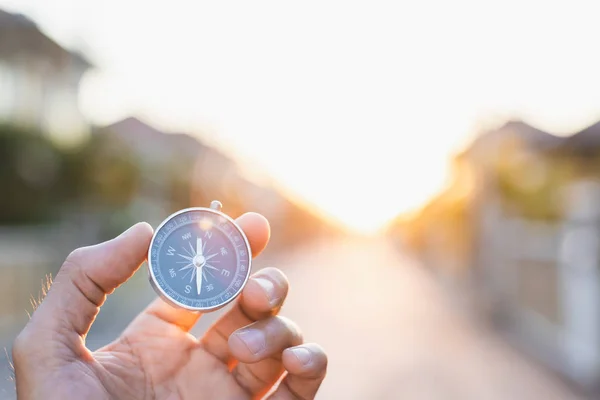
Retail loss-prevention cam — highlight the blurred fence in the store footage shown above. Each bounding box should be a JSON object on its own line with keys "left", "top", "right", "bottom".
{"left": 392, "top": 121, "right": 600, "bottom": 395}
{"left": 462, "top": 179, "right": 600, "bottom": 392}
{"left": 403, "top": 217, "right": 600, "bottom": 393}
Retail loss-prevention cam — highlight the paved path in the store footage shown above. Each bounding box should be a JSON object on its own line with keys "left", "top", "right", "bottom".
{"left": 0, "top": 236, "right": 586, "bottom": 399}
{"left": 275, "top": 237, "right": 583, "bottom": 399}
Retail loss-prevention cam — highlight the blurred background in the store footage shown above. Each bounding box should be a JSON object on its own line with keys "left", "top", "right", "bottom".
{"left": 1, "top": 1, "right": 600, "bottom": 399}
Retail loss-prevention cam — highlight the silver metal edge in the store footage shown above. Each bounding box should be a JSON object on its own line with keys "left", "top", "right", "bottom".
{"left": 147, "top": 205, "right": 253, "bottom": 313}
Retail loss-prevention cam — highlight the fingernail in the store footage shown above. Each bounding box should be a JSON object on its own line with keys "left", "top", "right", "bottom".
{"left": 236, "top": 329, "right": 266, "bottom": 355}
{"left": 254, "top": 277, "right": 279, "bottom": 306}
{"left": 291, "top": 347, "right": 312, "bottom": 366}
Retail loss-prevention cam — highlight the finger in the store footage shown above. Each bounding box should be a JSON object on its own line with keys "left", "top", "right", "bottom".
{"left": 268, "top": 343, "right": 328, "bottom": 400}
{"left": 201, "top": 267, "right": 289, "bottom": 364}
{"left": 229, "top": 316, "right": 303, "bottom": 398}
{"left": 30, "top": 223, "right": 153, "bottom": 339}
{"left": 136, "top": 212, "right": 271, "bottom": 332}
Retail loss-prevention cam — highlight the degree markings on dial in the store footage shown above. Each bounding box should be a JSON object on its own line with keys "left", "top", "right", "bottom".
{"left": 153, "top": 211, "right": 249, "bottom": 308}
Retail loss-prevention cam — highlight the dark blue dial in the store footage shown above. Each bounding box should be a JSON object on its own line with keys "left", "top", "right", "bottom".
{"left": 148, "top": 206, "right": 252, "bottom": 311}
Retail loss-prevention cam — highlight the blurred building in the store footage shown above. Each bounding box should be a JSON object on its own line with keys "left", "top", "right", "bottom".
{"left": 0, "top": 8, "right": 91, "bottom": 141}
{"left": 96, "top": 117, "right": 212, "bottom": 221}
{"left": 393, "top": 119, "right": 600, "bottom": 391}
{"left": 96, "top": 117, "right": 271, "bottom": 222}
{"left": 96, "top": 117, "right": 338, "bottom": 247}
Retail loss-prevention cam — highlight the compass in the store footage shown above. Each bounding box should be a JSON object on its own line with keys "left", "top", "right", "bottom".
{"left": 147, "top": 201, "right": 252, "bottom": 312}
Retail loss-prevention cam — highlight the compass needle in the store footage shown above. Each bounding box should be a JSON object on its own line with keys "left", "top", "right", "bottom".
{"left": 197, "top": 238, "right": 203, "bottom": 257}
{"left": 196, "top": 266, "right": 203, "bottom": 295}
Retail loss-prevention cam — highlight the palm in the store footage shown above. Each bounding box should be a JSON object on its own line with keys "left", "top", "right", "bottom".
{"left": 93, "top": 315, "right": 248, "bottom": 399}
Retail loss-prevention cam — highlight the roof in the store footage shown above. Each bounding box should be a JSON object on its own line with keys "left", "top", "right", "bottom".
{"left": 563, "top": 120, "right": 600, "bottom": 156}
{"left": 0, "top": 9, "right": 35, "bottom": 28}
{"left": 102, "top": 116, "right": 212, "bottom": 162}
{"left": 504, "top": 120, "right": 563, "bottom": 149}
{"left": 464, "top": 118, "right": 600, "bottom": 161}
{"left": 472, "top": 120, "right": 563, "bottom": 152}
{"left": 0, "top": 8, "right": 92, "bottom": 69}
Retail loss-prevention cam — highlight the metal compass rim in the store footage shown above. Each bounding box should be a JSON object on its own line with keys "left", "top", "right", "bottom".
{"left": 147, "top": 205, "right": 253, "bottom": 312}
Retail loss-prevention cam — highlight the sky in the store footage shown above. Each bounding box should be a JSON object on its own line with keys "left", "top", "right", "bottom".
{"left": 2, "top": 0, "right": 600, "bottom": 232}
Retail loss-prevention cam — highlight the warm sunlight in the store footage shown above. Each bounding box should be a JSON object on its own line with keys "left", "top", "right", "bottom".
{"left": 4, "top": 0, "right": 600, "bottom": 232}
{"left": 3, "top": 2, "right": 600, "bottom": 397}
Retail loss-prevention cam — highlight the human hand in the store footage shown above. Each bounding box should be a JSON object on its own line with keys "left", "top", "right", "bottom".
{"left": 12, "top": 213, "right": 327, "bottom": 399}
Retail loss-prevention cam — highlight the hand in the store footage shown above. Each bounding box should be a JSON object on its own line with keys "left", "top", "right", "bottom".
{"left": 12, "top": 213, "right": 327, "bottom": 399}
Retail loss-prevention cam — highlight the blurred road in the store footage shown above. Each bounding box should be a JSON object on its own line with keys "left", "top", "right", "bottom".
{"left": 277, "top": 237, "right": 583, "bottom": 400}
{"left": 0, "top": 236, "right": 586, "bottom": 399}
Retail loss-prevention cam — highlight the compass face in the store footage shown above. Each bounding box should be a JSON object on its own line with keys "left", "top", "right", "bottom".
{"left": 148, "top": 207, "right": 252, "bottom": 311}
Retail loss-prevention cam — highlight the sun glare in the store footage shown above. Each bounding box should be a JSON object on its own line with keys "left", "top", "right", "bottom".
{"left": 252, "top": 116, "right": 462, "bottom": 234}
{"left": 12, "top": 0, "right": 600, "bottom": 234}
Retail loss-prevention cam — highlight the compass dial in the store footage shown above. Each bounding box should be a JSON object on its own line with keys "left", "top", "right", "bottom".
{"left": 148, "top": 204, "right": 252, "bottom": 312}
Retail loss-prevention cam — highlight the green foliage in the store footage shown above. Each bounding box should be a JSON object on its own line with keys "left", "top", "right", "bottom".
{"left": 494, "top": 149, "right": 581, "bottom": 221}
{"left": 0, "top": 122, "right": 334, "bottom": 250}
{"left": 78, "top": 132, "right": 141, "bottom": 208}
{"left": 0, "top": 124, "right": 66, "bottom": 224}
{"left": 0, "top": 124, "right": 141, "bottom": 225}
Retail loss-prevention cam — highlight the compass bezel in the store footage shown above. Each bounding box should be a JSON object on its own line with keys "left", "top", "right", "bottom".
{"left": 147, "top": 206, "right": 253, "bottom": 313}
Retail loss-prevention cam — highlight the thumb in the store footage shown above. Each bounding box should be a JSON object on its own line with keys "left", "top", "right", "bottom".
{"left": 29, "top": 222, "right": 153, "bottom": 344}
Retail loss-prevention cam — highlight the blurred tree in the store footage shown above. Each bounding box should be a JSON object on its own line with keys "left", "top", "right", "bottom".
{"left": 0, "top": 124, "right": 142, "bottom": 229}
{"left": 0, "top": 124, "right": 65, "bottom": 224}
{"left": 79, "top": 131, "right": 141, "bottom": 208}
{"left": 167, "top": 161, "right": 197, "bottom": 212}
{"left": 0, "top": 118, "right": 337, "bottom": 250}
{"left": 494, "top": 141, "right": 570, "bottom": 221}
